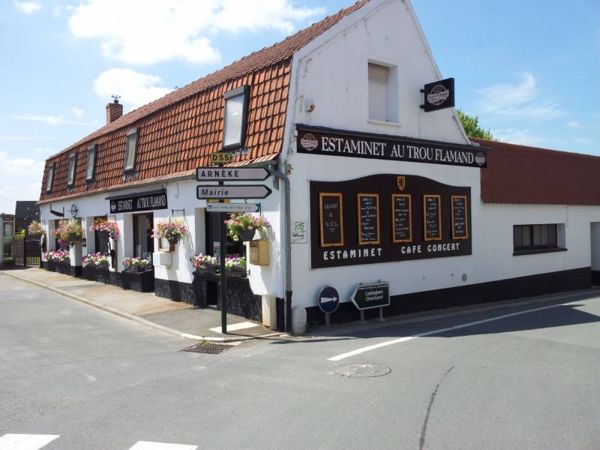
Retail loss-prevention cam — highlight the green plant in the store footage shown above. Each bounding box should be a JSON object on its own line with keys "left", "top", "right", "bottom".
{"left": 53, "top": 220, "right": 84, "bottom": 245}
{"left": 226, "top": 213, "right": 270, "bottom": 241}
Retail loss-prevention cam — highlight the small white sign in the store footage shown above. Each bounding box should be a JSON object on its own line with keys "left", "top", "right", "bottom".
{"left": 206, "top": 203, "right": 260, "bottom": 213}
{"left": 292, "top": 220, "right": 307, "bottom": 244}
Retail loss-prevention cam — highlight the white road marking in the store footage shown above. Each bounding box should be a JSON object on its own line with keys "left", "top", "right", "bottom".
{"left": 328, "top": 302, "right": 568, "bottom": 362}
{"left": 0, "top": 434, "right": 60, "bottom": 450}
{"left": 128, "top": 441, "right": 197, "bottom": 450}
{"left": 209, "top": 321, "right": 258, "bottom": 333}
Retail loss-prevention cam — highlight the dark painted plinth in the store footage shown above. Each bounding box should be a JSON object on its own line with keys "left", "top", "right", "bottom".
{"left": 307, "top": 267, "right": 592, "bottom": 327}
{"left": 121, "top": 270, "right": 155, "bottom": 292}
{"left": 592, "top": 270, "right": 600, "bottom": 286}
{"left": 155, "top": 278, "right": 195, "bottom": 304}
{"left": 82, "top": 266, "right": 111, "bottom": 284}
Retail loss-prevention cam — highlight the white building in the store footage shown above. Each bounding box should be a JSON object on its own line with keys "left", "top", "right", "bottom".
{"left": 38, "top": 0, "right": 600, "bottom": 332}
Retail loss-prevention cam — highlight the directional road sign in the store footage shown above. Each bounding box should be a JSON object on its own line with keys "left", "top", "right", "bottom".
{"left": 351, "top": 281, "right": 390, "bottom": 310}
{"left": 196, "top": 167, "right": 270, "bottom": 182}
{"left": 196, "top": 184, "right": 272, "bottom": 200}
{"left": 206, "top": 203, "right": 261, "bottom": 213}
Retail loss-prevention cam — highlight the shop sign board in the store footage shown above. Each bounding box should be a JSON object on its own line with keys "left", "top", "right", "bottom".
{"left": 421, "top": 77, "right": 455, "bottom": 112}
{"left": 351, "top": 281, "right": 390, "bottom": 310}
{"left": 197, "top": 167, "right": 270, "bottom": 182}
{"left": 109, "top": 191, "right": 168, "bottom": 214}
{"left": 297, "top": 124, "right": 487, "bottom": 168}
{"left": 196, "top": 185, "right": 272, "bottom": 200}
{"left": 206, "top": 203, "right": 260, "bottom": 213}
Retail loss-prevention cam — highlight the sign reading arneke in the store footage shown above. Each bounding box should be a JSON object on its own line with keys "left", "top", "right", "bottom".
{"left": 297, "top": 125, "right": 487, "bottom": 168}
{"left": 109, "top": 191, "right": 168, "bottom": 214}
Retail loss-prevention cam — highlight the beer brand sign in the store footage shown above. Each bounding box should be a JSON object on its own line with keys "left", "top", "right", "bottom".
{"left": 297, "top": 125, "right": 487, "bottom": 168}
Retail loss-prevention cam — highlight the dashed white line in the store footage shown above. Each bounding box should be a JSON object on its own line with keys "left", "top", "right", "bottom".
{"left": 128, "top": 441, "right": 197, "bottom": 450}
{"left": 328, "top": 302, "right": 567, "bottom": 362}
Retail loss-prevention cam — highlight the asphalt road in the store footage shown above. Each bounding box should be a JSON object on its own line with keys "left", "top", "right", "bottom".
{"left": 2, "top": 272, "right": 600, "bottom": 450}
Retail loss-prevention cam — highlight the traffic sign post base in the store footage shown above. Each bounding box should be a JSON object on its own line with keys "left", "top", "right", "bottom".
{"left": 360, "top": 310, "right": 366, "bottom": 323}
{"left": 325, "top": 312, "right": 331, "bottom": 326}
{"left": 378, "top": 307, "right": 385, "bottom": 322}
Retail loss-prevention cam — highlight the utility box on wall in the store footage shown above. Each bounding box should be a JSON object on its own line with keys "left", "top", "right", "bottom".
{"left": 249, "top": 240, "right": 269, "bottom": 266}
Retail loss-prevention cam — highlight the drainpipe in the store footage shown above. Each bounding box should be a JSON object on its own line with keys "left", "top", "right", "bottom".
{"left": 267, "top": 161, "right": 292, "bottom": 333}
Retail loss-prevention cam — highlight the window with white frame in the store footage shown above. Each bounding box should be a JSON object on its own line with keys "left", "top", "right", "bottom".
{"left": 67, "top": 153, "right": 77, "bottom": 188}
{"left": 86, "top": 144, "right": 97, "bottom": 182}
{"left": 222, "top": 86, "right": 249, "bottom": 150}
{"left": 368, "top": 62, "right": 398, "bottom": 123}
{"left": 124, "top": 128, "right": 138, "bottom": 173}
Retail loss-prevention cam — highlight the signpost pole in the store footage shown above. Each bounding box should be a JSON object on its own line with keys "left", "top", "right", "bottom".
{"left": 219, "top": 210, "right": 227, "bottom": 334}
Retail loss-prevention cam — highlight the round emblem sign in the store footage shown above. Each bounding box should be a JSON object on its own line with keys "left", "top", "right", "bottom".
{"left": 318, "top": 286, "right": 340, "bottom": 314}
{"left": 300, "top": 133, "right": 319, "bottom": 151}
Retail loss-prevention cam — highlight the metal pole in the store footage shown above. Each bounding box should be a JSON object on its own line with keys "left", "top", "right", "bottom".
{"left": 219, "top": 212, "right": 227, "bottom": 334}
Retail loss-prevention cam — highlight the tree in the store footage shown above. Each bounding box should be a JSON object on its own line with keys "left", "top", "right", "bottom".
{"left": 457, "top": 109, "right": 494, "bottom": 140}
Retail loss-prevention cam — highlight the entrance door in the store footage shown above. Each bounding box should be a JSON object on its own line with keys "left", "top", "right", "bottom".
{"left": 133, "top": 213, "right": 154, "bottom": 259}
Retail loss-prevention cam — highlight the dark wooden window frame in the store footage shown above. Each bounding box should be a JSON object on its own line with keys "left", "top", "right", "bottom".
{"left": 124, "top": 128, "right": 138, "bottom": 174}
{"left": 86, "top": 144, "right": 98, "bottom": 183}
{"left": 513, "top": 223, "right": 566, "bottom": 255}
{"left": 46, "top": 162, "right": 55, "bottom": 193}
{"left": 222, "top": 85, "right": 250, "bottom": 151}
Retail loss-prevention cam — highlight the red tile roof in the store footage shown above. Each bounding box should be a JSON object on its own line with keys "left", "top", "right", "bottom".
{"left": 477, "top": 138, "right": 600, "bottom": 205}
{"left": 39, "top": 0, "right": 370, "bottom": 204}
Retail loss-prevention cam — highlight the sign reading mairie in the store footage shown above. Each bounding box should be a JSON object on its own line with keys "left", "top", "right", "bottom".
{"left": 297, "top": 125, "right": 487, "bottom": 168}
{"left": 109, "top": 190, "right": 168, "bottom": 214}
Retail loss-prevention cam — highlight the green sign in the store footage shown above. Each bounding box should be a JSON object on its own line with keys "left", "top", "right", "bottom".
{"left": 351, "top": 282, "right": 390, "bottom": 310}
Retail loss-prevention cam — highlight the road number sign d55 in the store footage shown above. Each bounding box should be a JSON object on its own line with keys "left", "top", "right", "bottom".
{"left": 211, "top": 152, "right": 233, "bottom": 165}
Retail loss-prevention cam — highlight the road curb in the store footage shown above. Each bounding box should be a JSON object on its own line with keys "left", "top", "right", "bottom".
{"left": 2, "top": 271, "right": 275, "bottom": 343}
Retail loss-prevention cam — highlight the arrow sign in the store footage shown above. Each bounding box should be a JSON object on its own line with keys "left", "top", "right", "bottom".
{"left": 197, "top": 184, "right": 272, "bottom": 200}
{"left": 351, "top": 281, "right": 390, "bottom": 310}
{"left": 206, "top": 203, "right": 260, "bottom": 213}
{"left": 197, "top": 167, "right": 270, "bottom": 181}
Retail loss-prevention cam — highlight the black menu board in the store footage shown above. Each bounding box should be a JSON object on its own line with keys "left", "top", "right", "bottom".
{"left": 392, "top": 194, "right": 412, "bottom": 243}
{"left": 319, "top": 193, "right": 344, "bottom": 247}
{"left": 451, "top": 195, "right": 468, "bottom": 239}
{"left": 423, "top": 195, "right": 442, "bottom": 241}
{"left": 358, "top": 194, "right": 380, "bottom": 245}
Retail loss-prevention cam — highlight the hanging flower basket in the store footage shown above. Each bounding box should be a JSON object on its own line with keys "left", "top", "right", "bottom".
{"left": 152, "top": 219, "right": 188, "bottom": 251}
{"left": 53, "top": 220, "right": 84, "bottom": 245}
{"left": 89, "top": 219, "right": 120, "bottom": 240}
{"left": 226, "top": 213, "right": 270, "bottom": 242}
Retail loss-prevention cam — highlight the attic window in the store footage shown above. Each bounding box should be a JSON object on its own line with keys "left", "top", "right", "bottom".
{"left": 124, "top": 128, "right": 138, "bottom": 173}
{"left": 67, "top": 153, "right": 77, "bottom": 188}
{"left": 86, "top": 144, "right": 97, "bottom": 182}
{"left": 46, "top": 163, "right": 55, "bottom": 193}
{"left": 222, "top": 86, "right": 249, "bottom": 150}
{"left": 368, "top": 62, "right": 399, "bottom": 123}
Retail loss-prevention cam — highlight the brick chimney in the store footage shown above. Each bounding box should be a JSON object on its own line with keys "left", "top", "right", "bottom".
{"left": 106, "top": 97, "right": 123, "bottom": 124}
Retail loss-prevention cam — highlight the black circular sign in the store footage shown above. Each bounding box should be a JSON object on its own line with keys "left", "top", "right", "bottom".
{"left": 318, "top": 286, "right": 340, "bottom": 314}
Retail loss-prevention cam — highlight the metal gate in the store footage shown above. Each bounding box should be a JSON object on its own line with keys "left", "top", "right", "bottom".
{"left": 14, "top": 236, "right": 41, "bottom": 266}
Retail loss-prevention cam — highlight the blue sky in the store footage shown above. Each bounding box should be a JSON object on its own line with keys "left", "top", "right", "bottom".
{"left": 0, "top": 0, "right": 598, "bottom": 214}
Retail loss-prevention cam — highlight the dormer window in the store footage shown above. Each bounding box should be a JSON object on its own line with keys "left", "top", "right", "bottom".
{"left": 222, "top": 85, "right": 249, "bottom": 150}
{"left": 124, "top": 128, "right": 138, "bottom": 173}
{"left": 67, "top": 153, "right": 77, "bottom": 188}
{"left": 86, "top": 144, "right": 97, "bottom": 182}
{"left": 46, "top": 162, "right": 55, "bottom": 193}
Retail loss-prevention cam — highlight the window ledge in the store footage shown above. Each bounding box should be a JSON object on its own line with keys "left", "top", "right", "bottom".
{"left": 368, "top": 119, "right": 401, "bottom": 128}
{"left": 513, "top": 247, "right": 567, "bottom": 256}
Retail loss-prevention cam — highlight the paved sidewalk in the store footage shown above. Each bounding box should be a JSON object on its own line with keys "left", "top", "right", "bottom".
{"left": 1, "top": 267, "right": 280, "bottom": 342}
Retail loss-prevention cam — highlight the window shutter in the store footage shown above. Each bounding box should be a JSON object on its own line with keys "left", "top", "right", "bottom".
{"left": 369, "top": 63, "right": 389, "bottom": 121}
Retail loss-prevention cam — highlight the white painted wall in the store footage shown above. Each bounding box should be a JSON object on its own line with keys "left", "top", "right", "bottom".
{"left": 279, "top": 0, "right": 600, "bottom": 313}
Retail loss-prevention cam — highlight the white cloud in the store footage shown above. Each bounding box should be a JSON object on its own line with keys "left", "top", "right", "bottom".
{"left": 68, "top": 0, "right": 324, "bottom": 65}
{"left": 477, "top": 73, "right": 562, "bottom": 120}
{"left": 93, "top": 68, "right": 173, "bottom": 109}
{"left": 13, "top": 1, "right": 41, "bottom": 14}
{"left": 0, "top": 150, "right": 45, "bottom": 213}
{"left": 492, "top": 128, "right": 542, "bottom": 146}
{"left": 566, "top": 120, "right": 581, "bottom": 129}
{"left": 9, "top": 113, "right": 93, "bottom": 126}
{"left": 11, "top": 113, "right": 66, "bottom": 126}
{"left": 71, "top": 107, "right": 84, "bottom": 119}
